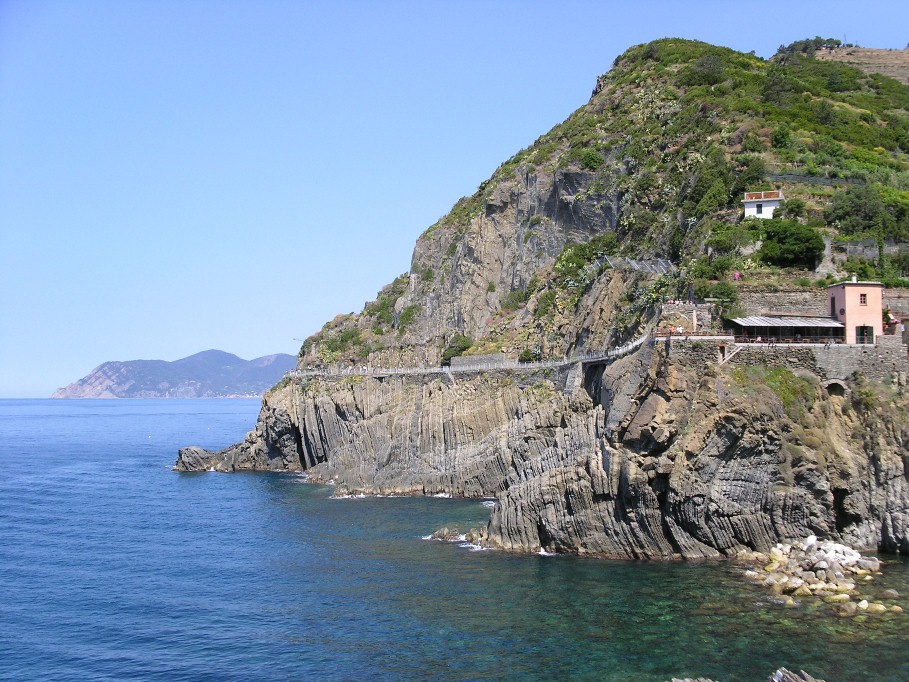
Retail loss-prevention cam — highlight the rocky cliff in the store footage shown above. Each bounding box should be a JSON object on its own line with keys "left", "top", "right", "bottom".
{"left": 178, "top": 38, "right": 909, "bottom": 559}
{"left": 177, "top": 340, "right": 909, "bottom": 558}
{"left": 54, "top": 350, "right": 296, "bottom": 398}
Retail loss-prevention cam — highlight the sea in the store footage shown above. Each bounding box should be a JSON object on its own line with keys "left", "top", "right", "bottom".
{"left": 1, "top": 399, "right": 907, "bottom": 682}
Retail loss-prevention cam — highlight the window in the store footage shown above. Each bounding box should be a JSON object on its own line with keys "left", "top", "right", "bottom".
{"left": 756, "top": 203, "right": 763, "bottom": 214}
{"left": 860, "top": 293, "right": 867, "bottom": 305}
{"left": 830, "top": 296, "right": 836, "bottom": 318}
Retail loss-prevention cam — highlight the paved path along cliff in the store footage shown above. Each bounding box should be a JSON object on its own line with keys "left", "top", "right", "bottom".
{"left": 177, "top": 339, "right": 909, "bottom": 559}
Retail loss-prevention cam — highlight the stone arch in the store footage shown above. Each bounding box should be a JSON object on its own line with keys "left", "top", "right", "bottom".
{"left": 823, "top": 379, "right": 849, "bottom": 397}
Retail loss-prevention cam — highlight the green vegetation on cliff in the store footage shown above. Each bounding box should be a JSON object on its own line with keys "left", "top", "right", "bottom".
{"left": 297, "top": 37, "right": 909, "bottom": 368}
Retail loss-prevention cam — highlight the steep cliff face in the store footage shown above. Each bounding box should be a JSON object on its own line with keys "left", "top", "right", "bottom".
{"left": 177, "top": 342, "right": 909, "bottom": 558}
{"left": 178, "top": 37, "right": 909, "bottom": 559}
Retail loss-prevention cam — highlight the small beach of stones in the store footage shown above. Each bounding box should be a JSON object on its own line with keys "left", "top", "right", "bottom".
{"left": 736, "top": 535, "right": 903, "bottom": 617}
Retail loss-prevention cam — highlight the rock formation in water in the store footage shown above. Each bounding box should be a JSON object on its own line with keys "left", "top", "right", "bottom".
{"left": 178, "top": 38, "right": 909, "bottom": 558}
{"left": 53, "top": 350, "right": 296, "bottom": 398}
{"left": 178, "top": 339, "right": 909, "bottom": 558}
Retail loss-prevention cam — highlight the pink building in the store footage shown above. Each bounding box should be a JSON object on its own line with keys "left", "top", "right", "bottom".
{"left": 828, "top": 280, "right": 884, "bottom": 344}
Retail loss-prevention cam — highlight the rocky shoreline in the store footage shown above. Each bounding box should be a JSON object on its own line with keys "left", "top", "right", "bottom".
{"left": 737, "top": 535, "right": 903, "bottom": 617}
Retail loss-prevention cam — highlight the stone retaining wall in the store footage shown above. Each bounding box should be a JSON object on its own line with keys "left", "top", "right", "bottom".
{"left": 737, "top": 289, "right": 827, "bottom": 316}
{"left": 884, "top": 290, "right": 909, "bottom": 314}
{"left": 661, "top": 337, "right": 729, "bottom": 369}
{"left": 729, "top": 339, "right": 907, "bottom": 382}
{"left": 735, "top": 287, "right": 909, "bottom": 319}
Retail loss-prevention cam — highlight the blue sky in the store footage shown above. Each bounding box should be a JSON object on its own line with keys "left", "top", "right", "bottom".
{"left": 2, "top": 0, "right": 908, "bottom": 397}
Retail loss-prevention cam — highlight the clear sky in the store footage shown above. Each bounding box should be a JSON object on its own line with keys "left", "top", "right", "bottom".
{"left": 2, "top": 0, "right": 907, "bottom": 397}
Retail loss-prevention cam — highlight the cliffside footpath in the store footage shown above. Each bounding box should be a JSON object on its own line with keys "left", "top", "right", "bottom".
{"left": 178, "top": 38, "right": 909, "bottom": 559}
{"left": 178, "top": 338, "right": 909, "bottom": 558}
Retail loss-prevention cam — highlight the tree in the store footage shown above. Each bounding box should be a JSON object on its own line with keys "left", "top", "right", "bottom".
{"left": 680, "top": 55, "right": 725, "bottom": 86}
{"left": 781, "top": 198, "right": 806, "bottom": 218}
{"left": 825, "top": 184, "right": 895, "bottom": 237}
{"left": 731, "top": 155, "right": 766, "bottom": 196}
{"left": 694, "top": 180, "right": 729, "bottom": 217}
{"left": 759, "top": 219, "right": 825, "bottom": 268}
{"left": 771, "top": 125, "right": 792, "bottom": 149}
{"left": 686, "top": 146, "right": 732, "bottom": 215}
{"left": 762, "top": 65, "right": 791, "bottom": 104}
{"left": 441, "top": 335, "right": 473, "bottom": 366}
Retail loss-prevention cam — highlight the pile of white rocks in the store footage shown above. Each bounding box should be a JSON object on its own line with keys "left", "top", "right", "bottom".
{"left": 737, "top": 535, "right": 903, "bottom": 616}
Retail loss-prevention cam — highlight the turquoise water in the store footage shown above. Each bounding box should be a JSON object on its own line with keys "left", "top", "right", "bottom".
{"left": 1, "top": 399, "right": 907, "bottom": 681}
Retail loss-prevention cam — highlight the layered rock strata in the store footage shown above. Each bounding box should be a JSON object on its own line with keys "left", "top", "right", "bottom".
{"left": 177, "top": 340, "right": 909, "bottom": 559}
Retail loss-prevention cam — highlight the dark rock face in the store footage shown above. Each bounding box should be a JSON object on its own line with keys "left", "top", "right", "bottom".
{"left": 175, "top": 38, "right": 909, "bottom": 561}
{"left": 176, "top": 343, "right": 909, "bottom": 559}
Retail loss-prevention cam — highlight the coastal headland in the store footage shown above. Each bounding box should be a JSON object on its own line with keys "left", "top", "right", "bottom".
{"left": 179, "top": 37, "right": 909, "bottom": 561}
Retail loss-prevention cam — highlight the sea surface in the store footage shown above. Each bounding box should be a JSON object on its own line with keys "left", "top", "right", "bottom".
{"left": 1, "top": 399, "right": 907, "bottom": 681}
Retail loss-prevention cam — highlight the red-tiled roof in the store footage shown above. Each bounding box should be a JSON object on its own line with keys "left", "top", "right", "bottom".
{"left": 743, "top": 191, "right": 783, "bottom": 201}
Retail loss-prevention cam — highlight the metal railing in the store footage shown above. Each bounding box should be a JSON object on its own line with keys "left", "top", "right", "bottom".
{"left": 286, "top": 334, "right": 650, "bottom": 380}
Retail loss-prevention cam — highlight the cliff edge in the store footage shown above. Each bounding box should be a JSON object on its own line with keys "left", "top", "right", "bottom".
{"left": 178, "top": 37, "right": 909, "bottom": 558}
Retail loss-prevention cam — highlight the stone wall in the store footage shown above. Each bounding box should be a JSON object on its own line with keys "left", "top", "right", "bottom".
{"left": 737, "top": 289, "right": 827, "bottom": 316}
{"left": 728, "top": 339, "right": 907, "bottom": 382}
{"left": 884, "top": 290, "right": 909, "bottom": 315}
{"left": 729, "top": 346, "right": 822, "bottom": 375}
{"left": 737, "top": 287, "right": 909, "bottom": 319}
{"left": 660, "top": 337, "right": 729, "bottom": 368}
{"left": 450, "top": 352, "right": 511, "bottom": 367}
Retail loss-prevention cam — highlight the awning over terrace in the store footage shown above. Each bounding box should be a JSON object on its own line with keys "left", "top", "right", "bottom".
{"left": 727, "top": 316, "right": 845, "bottom": 342}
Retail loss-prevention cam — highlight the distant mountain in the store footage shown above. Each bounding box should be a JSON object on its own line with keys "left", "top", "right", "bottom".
{"left": 52, "top": 350, "right": 296, "bottom": 398}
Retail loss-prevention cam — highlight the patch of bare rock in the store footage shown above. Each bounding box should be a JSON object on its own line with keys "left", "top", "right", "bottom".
{"left": 427, "top": 527, "right": 484, "bottom": 546}
{"left": 737, "top": 535, "right": 903, "bottom": 617}
{"left": 670, "top": 668, "right": 825, "bottom": 682}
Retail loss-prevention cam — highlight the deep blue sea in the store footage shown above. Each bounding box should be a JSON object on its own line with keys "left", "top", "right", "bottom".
{"left": 1, "top": 399, "right": 907, "bottom": 681}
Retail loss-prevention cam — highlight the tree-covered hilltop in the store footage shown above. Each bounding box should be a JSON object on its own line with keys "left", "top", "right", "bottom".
{"left": 298, "top": 37, "right": 909, "bottom": 369}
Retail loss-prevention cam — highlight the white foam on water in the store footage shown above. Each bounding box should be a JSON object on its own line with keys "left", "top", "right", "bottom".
{"left": 537, "top": 548, "right": 557, "bottom": 557}
{"left": 432, "top": 492, "right": 451, "bottom": 498}
{"left": 481, "top": 500, "right": 496, "bottom": 509}
{"left": 420, "top": 534, "right": 434, "bottom": 540}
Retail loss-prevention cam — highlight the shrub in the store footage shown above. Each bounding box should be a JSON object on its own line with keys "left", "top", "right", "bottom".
{"left": 518, "top": 348, "right": 540, "bottom": 363}
{"left": 707, "top": 224, "right": 755, "bottom": 255}
{"left": 694, "top": 180, "right": 730, "bottom": 217}
{"left": 825, "top": 184, "right": 897, "bottom": 238}
{"left": 534, "top": 290, "right": 557, "bottom": 320}
{"left": 772, "top": 125, "right": 792, "bottom": 149}
{"left": 781, "top": 198, "right": 805, "bottom": 218}
{"left": 742, "top": 131, "right": 765, "bottom": 152}
{"left": 759, "top": 219, "right": 825, "bottom": 268}
{"left": 731, "top": 156, "right": 766, "bottom": 196}
{"left": 554, "top": 232, "right": 618, "bottom": 287}
{"left": 580, "top": 148, "right": 605, "bottom": 170}
{"left": 679, "top": 54, "right": 726, "bottom": 86}
{"left": 441, "top": 335, "right": 473, "bottom": 366}
{"left": 398, "top": 305, "right": 419, "bottom": 330}
{"left": 366, "top": 275, "right": 409, "bottom": 325}
{"left": 501, "top": 289, "right": 528, "bottom": 311}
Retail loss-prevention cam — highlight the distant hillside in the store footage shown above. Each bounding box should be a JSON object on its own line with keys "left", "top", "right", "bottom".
{"left": 815, "top": 46, "right": 909, "bottom": 85}
{"left": 52, "top": 350, "right": 296, "bottom": 398}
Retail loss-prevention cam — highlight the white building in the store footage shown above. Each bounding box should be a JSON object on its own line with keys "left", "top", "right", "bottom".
{"left": 742, "top": 190, "right": 784, "bottom": 219}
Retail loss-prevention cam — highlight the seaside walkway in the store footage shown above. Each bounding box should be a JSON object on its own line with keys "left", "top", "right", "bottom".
{"left": 286, "top": 334, "right": 652, "bottom": 380}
